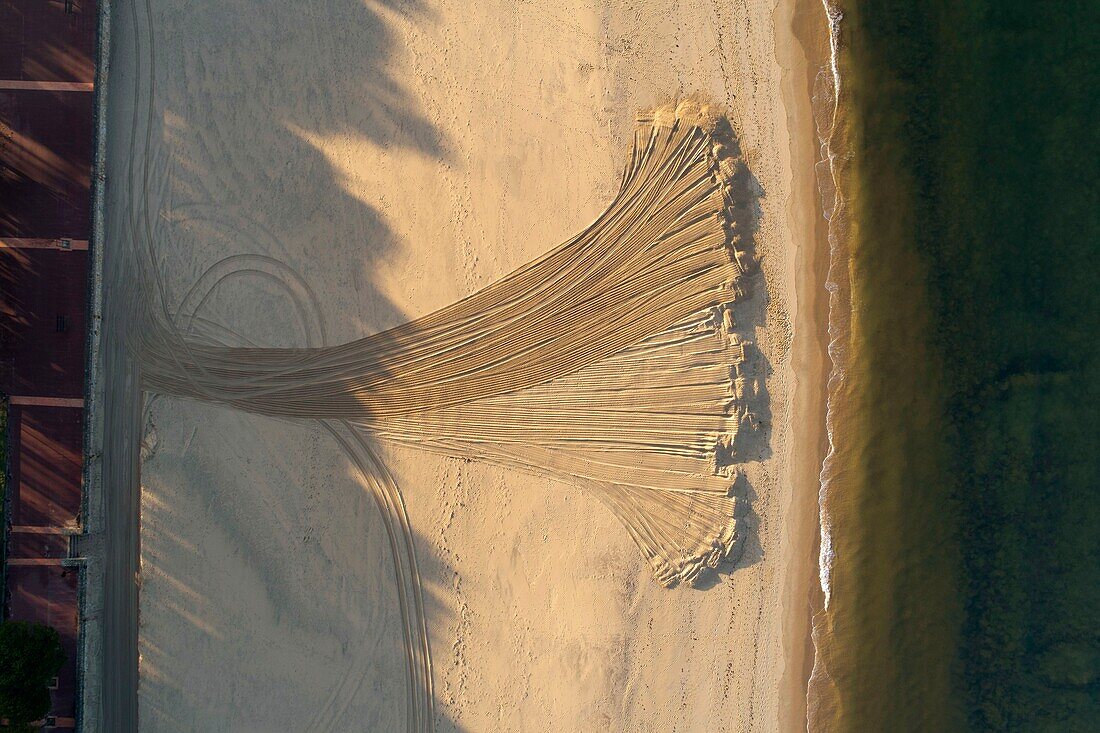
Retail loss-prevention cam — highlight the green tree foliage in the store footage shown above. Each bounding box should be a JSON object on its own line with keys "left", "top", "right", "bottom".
{"left": 0, "top": 621, "right": 65, "bottom": 727}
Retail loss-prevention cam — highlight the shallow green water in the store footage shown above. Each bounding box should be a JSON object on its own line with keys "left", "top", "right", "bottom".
{"left": 830, "top": 2, "right": 1100, "bottom": 730}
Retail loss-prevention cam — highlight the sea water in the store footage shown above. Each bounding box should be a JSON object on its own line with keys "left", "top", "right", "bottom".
{"left": 808, "top": 1, "right": 1099, "bottom": 730}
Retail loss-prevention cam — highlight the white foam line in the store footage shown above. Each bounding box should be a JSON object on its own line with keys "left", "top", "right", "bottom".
{"left": 807, "top": 2, "right": 847, "bottom": 730}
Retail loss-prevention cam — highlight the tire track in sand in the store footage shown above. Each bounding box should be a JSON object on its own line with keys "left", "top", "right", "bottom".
{"left": 170, "top": 253, "right": 435, "bottom": 731}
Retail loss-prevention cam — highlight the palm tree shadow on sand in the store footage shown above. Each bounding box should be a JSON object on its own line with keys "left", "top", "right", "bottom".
{"left": 100, "top": 0, "right": 447, "bottom": 727}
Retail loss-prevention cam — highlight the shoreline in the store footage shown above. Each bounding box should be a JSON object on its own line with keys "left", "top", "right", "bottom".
{"left": 775, "top": 0, "right": 834, "bottom": 729}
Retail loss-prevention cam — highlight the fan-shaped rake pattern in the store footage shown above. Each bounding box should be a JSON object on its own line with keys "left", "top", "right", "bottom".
{"left": 139, "top": 97, "right": 756, "bottom": 586}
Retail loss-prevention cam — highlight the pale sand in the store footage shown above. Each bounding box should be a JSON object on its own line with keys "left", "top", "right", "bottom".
{"left": 112, "top": 0, "right": 828, "bottom": 729}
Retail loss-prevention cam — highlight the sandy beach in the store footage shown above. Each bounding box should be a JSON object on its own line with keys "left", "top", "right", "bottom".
{"left": 100, "top": 0, "right": 830, "bottom": 729}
